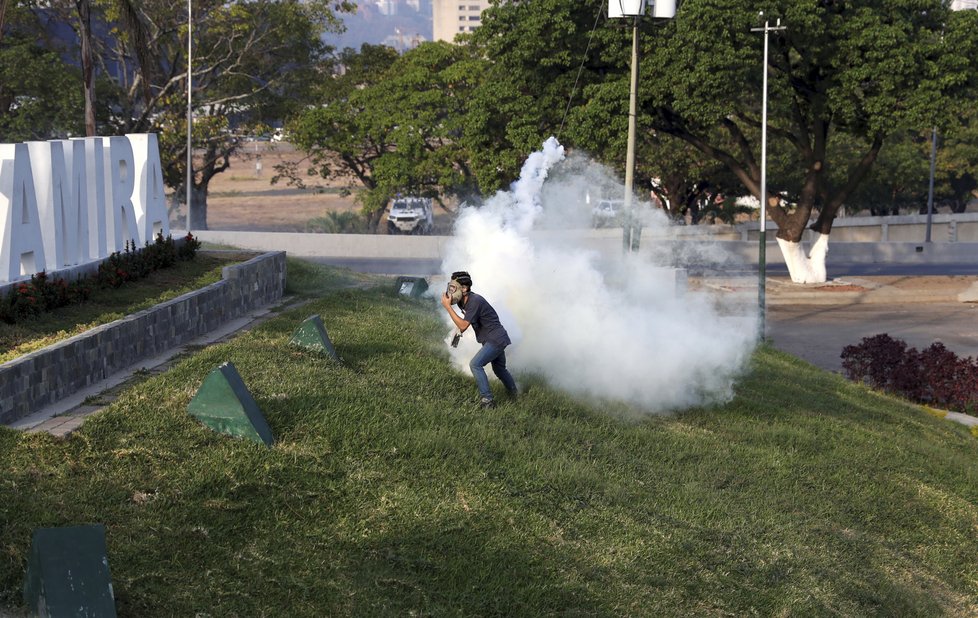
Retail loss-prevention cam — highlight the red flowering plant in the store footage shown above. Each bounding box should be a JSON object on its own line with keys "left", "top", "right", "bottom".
{"left": 4, "top": 282, "right": 42, "bottom": 321}
{"left": 178, "top": 232, "right": 201, "bottom": 260}
{"left": 2, "top": 233, "right": 198, "bottom": 324}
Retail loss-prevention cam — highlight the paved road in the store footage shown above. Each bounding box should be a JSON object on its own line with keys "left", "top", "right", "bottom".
{"left": 310, "top": 256, "right": 978, "bottom": 278}
{"left": 768, "top": 301, "right": 978, "bottom": 373}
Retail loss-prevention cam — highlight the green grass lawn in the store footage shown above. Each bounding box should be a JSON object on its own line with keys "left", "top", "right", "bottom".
{"left": 1, "top": 270, "right": 977, "bottom": 616}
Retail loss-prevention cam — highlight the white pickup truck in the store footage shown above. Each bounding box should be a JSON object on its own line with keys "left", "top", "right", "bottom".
{"left": 387, "top": 197, "right": 434, "bottom": 234}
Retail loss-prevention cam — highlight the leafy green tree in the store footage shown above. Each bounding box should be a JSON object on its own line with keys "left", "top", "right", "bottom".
{"left": 282, "top": 44, "right": 400, "bottom": 230}
{"left": 285, "top": 42, "right": 476, "bottom": 231}
{"left": 843, "top": 130, "right": 932, "bottom": 216}
{"left": 0, "top": 3, "right": 88, "bottom": 141}
{"left": 473, "top": 0, "right": 978, "bottom": 281}
{"left": 462, "top": 0, "right": 613, "bottom": 195}
{"left": 934, "top": 103, "right": 978, "bottom": 212}
{"left": 90, "top": 0, "right": 353, "bottom": 229}
{"left": 1, "top": 0, "right": 349, "bottom": 229}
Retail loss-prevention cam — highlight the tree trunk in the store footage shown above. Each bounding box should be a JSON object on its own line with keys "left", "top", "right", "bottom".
{"left": 366, "top": 207, "right": 384, "bottom": 232}
{"left": 0, "top": 0, "right": 10, "bottom": 45}
{"left": 776, "top": 233, "right": 829, "bottom": 284}
{"left": 75, "top": 0, "right": 96, "bottom": 136}
{"left": 188, "top": 185, "right": 208, "bottom": 231}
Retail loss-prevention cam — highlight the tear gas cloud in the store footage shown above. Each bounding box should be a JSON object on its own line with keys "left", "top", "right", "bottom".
{"left": 440, "top": 137, "right": 759, "bottom": 413}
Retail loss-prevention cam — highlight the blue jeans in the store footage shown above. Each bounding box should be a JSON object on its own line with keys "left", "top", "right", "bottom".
{"left": 469, "top": 343, "right": 518, "bottom": 400}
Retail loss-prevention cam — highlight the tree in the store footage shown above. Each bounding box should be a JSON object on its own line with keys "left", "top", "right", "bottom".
{"left": 462, "top": 0, "right": 616, "bottom": 195}
{"left": 471, "top": 0, "right": 978, "bottom": 282}
{"left": 75, "top": 0, "right": 155, "bottom": 137}
{"left": 933, "top": 102, "right": 978, "bottom": 213}
{"left": 285, "top": 42, "right": 477, "bottom": 231}
{"left": 642, "top": 0, "right": 977, "bottom": 282}
{"left": 841, "top": 130, "right": 932, "bottom": 216}
{"left": 89, "top": 0, "right": 353, "bottom": 230}
{"left": 0, "top": 3, "right": 89, "bottom": 141}
{"left": 282, "top": 44, "right": 399, "bottom": 230}
{"left": 0, "top": 0, "right": 11, "bottom": 44}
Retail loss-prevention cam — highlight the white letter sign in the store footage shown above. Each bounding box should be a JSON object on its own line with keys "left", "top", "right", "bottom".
{"left": 0, "top": 133, "right": 168, "bottom": 284}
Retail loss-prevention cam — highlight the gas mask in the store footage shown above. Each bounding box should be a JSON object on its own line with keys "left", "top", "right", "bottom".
{"left": 446, "top": 280, "right": 465, "bottom": 305}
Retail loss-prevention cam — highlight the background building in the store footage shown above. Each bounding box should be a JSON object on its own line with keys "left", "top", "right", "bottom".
{"left": 432, "top": 0, "right": 491, "bottom": 42}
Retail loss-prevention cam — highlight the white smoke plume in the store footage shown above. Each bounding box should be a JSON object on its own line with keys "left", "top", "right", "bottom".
{"left": 440, "top": 137, "right": 759, "bottom": 413}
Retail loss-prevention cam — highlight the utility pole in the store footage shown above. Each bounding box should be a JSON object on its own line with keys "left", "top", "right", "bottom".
{"left": 186, "top": 0, "right": 193, "bottom": 233}
{"left": 608, "top": 0, "right": 676, "bottom": 252}
{"left": 751, "top": 15, "right": 785, "bottom": 341}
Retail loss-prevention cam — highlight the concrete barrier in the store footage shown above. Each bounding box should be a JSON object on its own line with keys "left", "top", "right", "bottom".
{"left": 0, "top": 251, "right": 286, "bottom": 425}
{"left": 738, "top": 212, "right": 978, "bottom": 243}
{"left": 193, "top": 229, "right": 457, "bottom": 259}
{"left": 191, "top": 220, "right": 978, "bottom": 267}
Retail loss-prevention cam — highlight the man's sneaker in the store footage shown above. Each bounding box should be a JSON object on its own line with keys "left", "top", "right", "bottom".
{"left": 480, "top": 397, "right": 496, "bottom": 409}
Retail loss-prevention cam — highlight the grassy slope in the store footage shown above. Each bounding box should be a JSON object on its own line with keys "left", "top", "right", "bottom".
{"left": 1, "top": 272, "right": 977, "bottom": 616}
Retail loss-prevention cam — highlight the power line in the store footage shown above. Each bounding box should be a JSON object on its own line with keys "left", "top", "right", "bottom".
{"left": 557, "top": 1, "right": 605, "bottom": 140}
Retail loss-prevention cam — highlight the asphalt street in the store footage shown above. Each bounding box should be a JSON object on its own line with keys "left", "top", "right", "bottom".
{"left": 767, "top": 300, "right": 978, "bottom": 373}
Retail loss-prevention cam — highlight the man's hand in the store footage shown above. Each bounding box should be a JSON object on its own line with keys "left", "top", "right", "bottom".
{"left": 441, "top": 292, "right": 452, "bottom": 309}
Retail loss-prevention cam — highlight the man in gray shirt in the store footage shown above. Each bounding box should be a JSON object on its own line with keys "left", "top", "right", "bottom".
{"left": 441, "top": 270, "right": 519, "bottom": 409}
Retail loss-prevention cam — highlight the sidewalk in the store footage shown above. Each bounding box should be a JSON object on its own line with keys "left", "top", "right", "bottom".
{"left": 697, "top": 274, "right": 978, "bottom": 305}
{"left": 766, "top": 274, "right": 978, "bottom": 305}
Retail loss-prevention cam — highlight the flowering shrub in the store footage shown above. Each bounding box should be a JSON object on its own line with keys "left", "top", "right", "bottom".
{"left": 1, "top": 233, "right": 198, "bottom": 324}
{"left": 841, "top": 333, "right": 978, "bottom": 414}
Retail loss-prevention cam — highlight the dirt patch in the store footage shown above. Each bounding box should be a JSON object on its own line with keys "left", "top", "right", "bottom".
{"left": 172, "top": 142, "right": 457, "bottom": 233}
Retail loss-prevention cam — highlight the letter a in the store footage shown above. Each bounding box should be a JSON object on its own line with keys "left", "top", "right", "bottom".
{"left": 0, "top": 144, "right": 47, "bottom": 281}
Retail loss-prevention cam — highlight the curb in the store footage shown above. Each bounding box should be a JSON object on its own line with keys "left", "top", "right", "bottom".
{"left": 765, "top": 277, "right": 976, "bottom": 305}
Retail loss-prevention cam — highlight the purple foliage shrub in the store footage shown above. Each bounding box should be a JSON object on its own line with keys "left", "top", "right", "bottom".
{"left": 841, "top": 333, "right": 978, "bottom": 414}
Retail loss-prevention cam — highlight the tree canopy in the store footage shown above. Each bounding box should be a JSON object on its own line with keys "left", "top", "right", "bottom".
{"left": 0, "top": 3, "right": 88, "bottom": 141}
{"left": 0, "top": 0, "right": 352, "bottom": 230}
{"left": 555, "top": 0, "right": 978, "bottom": 240}
{"left": 286, "top": 42, "right": 478, "bottom": 229}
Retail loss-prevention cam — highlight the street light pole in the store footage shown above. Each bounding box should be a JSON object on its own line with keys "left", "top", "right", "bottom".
{"left": 751, "top": 15, "right": 785, "bottom": 341}
{"left": 623, "top": 15, "right": 640, "bottom": 252}
{"left": 186, "top": 0, "right": 193, "bottom": 233}
{"left": 608, "top": 0, "right": 676, "bottom": 252}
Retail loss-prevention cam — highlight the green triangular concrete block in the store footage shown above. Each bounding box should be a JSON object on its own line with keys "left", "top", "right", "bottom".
{"left": 289, "top": 315, "right": 338, "bottom": 359}
{"left": 188, "top": 361, "right": 274, "bottom": 446}
{"left": 24, "top": 524, "right": 117, "bottom": 617}
{"left": 394, "top": 276, "right": 428, "bottom": 298}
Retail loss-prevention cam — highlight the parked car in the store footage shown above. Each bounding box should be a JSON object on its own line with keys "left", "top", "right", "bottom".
{"left": 592, "top": 199, "right": 624, "bottom": 227}
{"left": 387, "top": 197, "right": 434, "bottom": 234}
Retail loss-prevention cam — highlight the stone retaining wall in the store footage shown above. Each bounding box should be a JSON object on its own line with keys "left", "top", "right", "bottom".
{"left": 0, "top": 251, "right": 286, "bottom": 425}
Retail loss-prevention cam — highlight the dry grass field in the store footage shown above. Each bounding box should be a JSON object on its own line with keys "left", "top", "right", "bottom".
{"left": 173, "top": 142, "right": 456, "bottom": 233}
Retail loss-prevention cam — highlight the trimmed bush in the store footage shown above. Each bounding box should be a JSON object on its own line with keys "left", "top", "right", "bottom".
{"left": 0, "top": 233, "right": 198, "bottom": 324}
{"left": 841, "top": 333, "right": 978, "bottom": 414}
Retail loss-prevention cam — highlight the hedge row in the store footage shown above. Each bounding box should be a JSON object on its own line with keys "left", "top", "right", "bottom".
{"left": 841, "top": 333, "right": 978, "bottom": 414}
{"left": 0, "top": 233, "right": 200, "bottom": 324}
